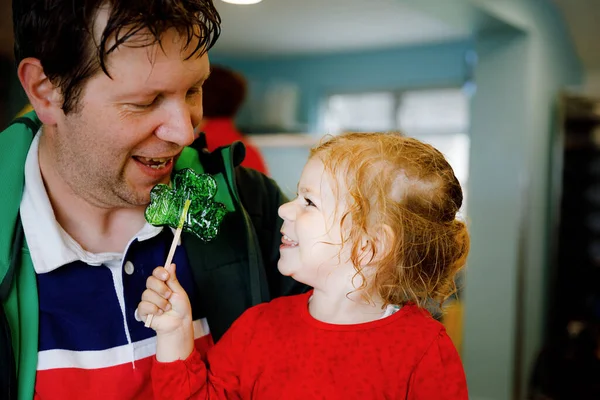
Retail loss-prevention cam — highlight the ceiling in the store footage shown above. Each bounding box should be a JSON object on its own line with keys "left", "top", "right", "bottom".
{"left": 210, "top": 0, "right": 470, "bottom": 56}
{"left": 0, "top": 0, "right": 468, "bottom": 60}
{"left": 553, "top": 0, "right": 600, "bottom": 70}
{"left": 4, "top": 0, "right": 593, "bottom": 67}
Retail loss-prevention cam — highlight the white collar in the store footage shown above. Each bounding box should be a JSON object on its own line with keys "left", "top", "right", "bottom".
{"left": 19, "top": 132, "right": 164, "bottom": 274}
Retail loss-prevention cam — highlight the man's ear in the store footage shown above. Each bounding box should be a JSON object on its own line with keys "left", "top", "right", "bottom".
{"left": 18, "top": 57, "right": 63, "bottom": 125}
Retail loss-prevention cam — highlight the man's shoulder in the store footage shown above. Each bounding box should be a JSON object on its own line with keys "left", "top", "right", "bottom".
{"left": 180, "top": 138, "right": 282, "bottom": 202}
{"left": 0, "top": 112, "right": 39, "bottom": 286}
{"left": 235, "top": 165, "right": 279, "bottom": 192}
{"left": 0, "top": 111, "right": 40, "bottom": 167}
{"left": 0, "top": 111, "right": 38, "bottom": 258}
{"left": 1, "top": 111, "right": 42, "bottom": 137}
{"left": 0, "top": 112, "right": 39, "bottom": 147}
{"left": 234, "top": 166, "right": 285, "bottom": 215}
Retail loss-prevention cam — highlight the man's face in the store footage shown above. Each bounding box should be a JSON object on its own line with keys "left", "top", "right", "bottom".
{"left": 47, "top": 28, "right": 210, "bottom": 208}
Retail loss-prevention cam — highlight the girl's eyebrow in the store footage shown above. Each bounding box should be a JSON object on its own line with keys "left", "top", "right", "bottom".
{"left": 297, "top": 185, "right": 317, "bottom": 195}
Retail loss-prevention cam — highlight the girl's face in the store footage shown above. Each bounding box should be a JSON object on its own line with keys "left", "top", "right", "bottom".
{"left": 277, "top": 157, "right": 352, "bottom": 288}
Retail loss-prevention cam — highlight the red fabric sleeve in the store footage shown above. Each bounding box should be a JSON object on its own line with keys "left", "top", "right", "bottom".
{"left": 408, "top": 330, "right": 469, "bottom": 400}
{"left": 152, "top": 348, "right": 208, "bottom": 400}
{"left": 151, "top": 304, "right": 267, "bottom": 399}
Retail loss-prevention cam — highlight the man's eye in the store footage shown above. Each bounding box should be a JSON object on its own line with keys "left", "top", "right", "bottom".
{"left": 130, "top": 98, "right": 156, "bottom": 109}
{"left": 187, "top": 87, "right": 202, "bottom": 97}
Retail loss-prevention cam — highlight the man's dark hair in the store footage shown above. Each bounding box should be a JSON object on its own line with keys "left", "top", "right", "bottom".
{"left": 13, "top": 0, "right": 221, "bottom": 114}
{"left": 202, "top": 64, "right": 247, "bottom": 118}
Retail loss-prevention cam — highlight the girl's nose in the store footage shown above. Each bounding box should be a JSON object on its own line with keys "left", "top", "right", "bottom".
{"left": 278, "top": 200, "right": 296, "bottom": 221}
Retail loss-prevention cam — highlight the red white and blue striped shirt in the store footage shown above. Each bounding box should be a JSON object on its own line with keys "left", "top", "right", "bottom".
{"left": 21, "top": 134, "right": 213, "bottom": 400}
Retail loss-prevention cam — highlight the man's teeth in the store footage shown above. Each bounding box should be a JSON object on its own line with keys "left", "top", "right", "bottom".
{"left": 149, "top": 161, "right": 168, "bottom": 169}
{"left": 138, "top": 157, "right": 171, "bottom": 169}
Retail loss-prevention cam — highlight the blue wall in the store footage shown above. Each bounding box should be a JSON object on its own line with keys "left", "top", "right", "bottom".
{"left": 211, "top": 40, "right": 471, "bottom": 132}
{"left": 211, "top": 40, "right": 472, "bottom": 201}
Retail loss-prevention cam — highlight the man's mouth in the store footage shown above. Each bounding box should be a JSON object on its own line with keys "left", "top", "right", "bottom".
{"left": 133, "top": 156, "right": 173, "bottom": 170}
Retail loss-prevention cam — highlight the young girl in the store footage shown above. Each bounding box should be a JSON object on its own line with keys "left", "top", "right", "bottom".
{"left": 137, "top": 132, "right": 470, "bottom": 399}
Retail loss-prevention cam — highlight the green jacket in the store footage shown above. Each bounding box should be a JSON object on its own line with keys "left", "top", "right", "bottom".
{"left": 0, "top": 112, "right": 306, "bottom": 400}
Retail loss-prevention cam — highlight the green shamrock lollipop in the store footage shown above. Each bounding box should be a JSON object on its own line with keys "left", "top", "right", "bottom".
{"left": 144, "top": 168, "right": 228, "bottom": 242}
{"left": 143, "top": 169, "right": 228, "bottom": 328}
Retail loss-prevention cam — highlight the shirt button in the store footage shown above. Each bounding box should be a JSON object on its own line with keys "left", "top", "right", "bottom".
{"left": 124, "top": 261, "right": 135, "bottom": 275}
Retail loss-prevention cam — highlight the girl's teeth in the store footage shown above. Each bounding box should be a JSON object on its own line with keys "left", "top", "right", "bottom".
{"left": 283, "top": 235, "right": 298, "bottom": 246}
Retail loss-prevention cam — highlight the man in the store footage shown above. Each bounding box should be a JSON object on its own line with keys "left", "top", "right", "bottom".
{"left": 201, "top": 65, "right": 269, "bottom": 174}
{"left": 0, "top": 1, "right": 304, "bottom": 399}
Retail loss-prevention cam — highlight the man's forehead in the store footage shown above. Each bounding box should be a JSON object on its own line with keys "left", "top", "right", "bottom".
{"left": 92, "top": 4, "right": 207, "bottom": 69}
{"left": 92, "top": 4, "right": 111, "bottom": 46}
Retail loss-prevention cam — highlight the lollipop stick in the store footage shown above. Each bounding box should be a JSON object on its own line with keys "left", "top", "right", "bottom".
{"left": 145, "top": 199, "right": 191, "bottom": 328}
{"left": 164, "top": 199, "right": 191, "bottom": 270}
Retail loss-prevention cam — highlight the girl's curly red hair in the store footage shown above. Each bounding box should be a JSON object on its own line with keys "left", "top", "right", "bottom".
{"left": 311, "top": 132, "right": 470, "bottom": 308}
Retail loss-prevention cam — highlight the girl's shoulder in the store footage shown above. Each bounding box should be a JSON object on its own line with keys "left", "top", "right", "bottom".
{"left": 385, "top": 304, "right": 447, "bottom": 342}
{"left": 241, "top": 291, "right": 310, "bottom": 323}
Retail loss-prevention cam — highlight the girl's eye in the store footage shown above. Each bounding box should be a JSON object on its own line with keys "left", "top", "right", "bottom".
{"left": 295, "top": 193, "right": 317, "bottom": 208}
{"left": 304, "top": 197, "right": 316, "bottom": 207}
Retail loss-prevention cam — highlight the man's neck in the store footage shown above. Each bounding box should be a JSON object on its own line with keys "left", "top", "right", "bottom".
{"left": 38, "top": 138, "right": 147, "bottom": 254}
{"left": 53, "top": 199, "right": 147, "bottom": 254}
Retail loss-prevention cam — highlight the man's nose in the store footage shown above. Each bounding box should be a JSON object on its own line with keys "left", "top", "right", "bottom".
{"left": 155, "top": 103, "right": 196, "bottom": 147}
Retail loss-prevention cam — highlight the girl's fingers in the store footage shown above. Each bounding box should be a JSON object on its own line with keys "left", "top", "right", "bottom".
{"left": 141, "top": 289, "right": 172, "bottom": 312}
{"left": 146, "top": 276, "right": 172, "bottom": 300}
{"left": 164, "top": 264, "right": 185, "bottom": 293}
{"left": 137, "top": 301, "right": 164, "bottom": 320}
{"left": 152, "top": 266, "right": 170, "bottom": 282}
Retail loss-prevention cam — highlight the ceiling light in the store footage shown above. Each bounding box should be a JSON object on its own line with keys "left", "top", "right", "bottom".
{"left": 221, "top": 0, "right": 263, "bottom": 4}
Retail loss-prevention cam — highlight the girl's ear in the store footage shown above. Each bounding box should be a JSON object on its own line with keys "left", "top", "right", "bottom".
{"left": 357, "top": 224, "right": 395, "bottom": 267}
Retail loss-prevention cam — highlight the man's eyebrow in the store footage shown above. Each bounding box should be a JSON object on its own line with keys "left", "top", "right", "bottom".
{"left": 193, "top": 71, "right": 211, "bottom": 87}
{"left": 115, "top": 71, "right": 211, "bottom": 99}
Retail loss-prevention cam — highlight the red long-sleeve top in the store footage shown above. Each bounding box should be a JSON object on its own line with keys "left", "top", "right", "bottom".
{"left": 152, "top": 292, "right": 468, "bottom": 399}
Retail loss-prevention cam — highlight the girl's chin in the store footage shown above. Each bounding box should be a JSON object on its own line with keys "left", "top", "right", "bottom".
{"left": 277, "top": 267, "right": 314, "bottom": 289}
{"left": 277, "top": 263, "right": 303, "bottom": 280}
{"left": 276, "top": 263, "right": 292, "bottom": 277}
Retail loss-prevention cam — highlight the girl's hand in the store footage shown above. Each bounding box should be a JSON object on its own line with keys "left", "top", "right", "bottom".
{"left": 136, "top": 263, "right": 193, "bottom": 335}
